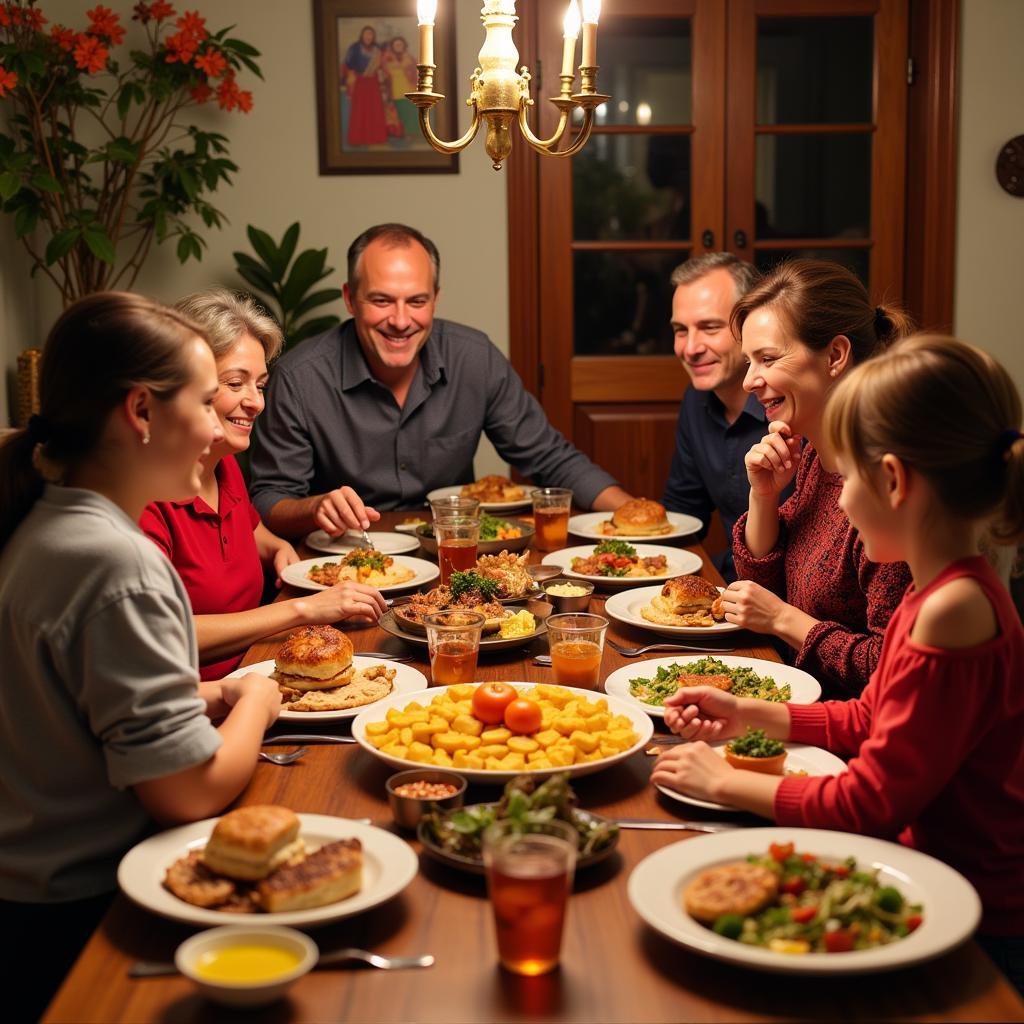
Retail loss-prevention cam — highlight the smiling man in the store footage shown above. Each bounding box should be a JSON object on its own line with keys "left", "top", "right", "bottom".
{"left": 250, "top": 223, "right": 630, "bottom": 537}
{"left": 662, "top": 253, "right": 784, "bottom": 581}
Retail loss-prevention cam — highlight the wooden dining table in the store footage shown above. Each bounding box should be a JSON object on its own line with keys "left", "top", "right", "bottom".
{"left": 46, "top": 511, "right": 1024, "bottom": 1023}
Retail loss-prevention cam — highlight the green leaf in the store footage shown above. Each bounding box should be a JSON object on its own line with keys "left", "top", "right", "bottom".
{"left": 278, "top": 222, "right": 300, "bottom": 271}
{"left": 224, "top": 38, "right": 261, "bottom": 58}
{"left": 30, "top": 172, "right": 63, "bottom": 194}
{"left": 235, "top": 262, "right": 278, "bottom": 297}
{"left": 83, "top": 228, "right": 116, "bottom": 265}
{"left": 246, "top": 225, "right": 282, "bottom": 278}
{"left": 45, "top": 229, "right": 80, "bottom": 265}
{"left": 234, "top": 53, "right": 263, "bottom": 79}
{"left": 106, "top": 138, "right": 139, "bottom": 164}
{"left": 14, "top": 204, "right": 39, "bottom": 238}
{"left": 176, "top": 235, "right": 191, "bottom": 263}
{"left": 117, "top": 86, "right": 133, "bottom": 120}
{"left": 289, "top": 315, "right": 340, "bottom": 345}
{"left": 0, "top": 172, "right": 19, "bottom": 201}
{"left": 291, "top": 287, "right": 342, "bottom": 321}
{"left": 280, "top": 247, "right": 328, "bottom": 310}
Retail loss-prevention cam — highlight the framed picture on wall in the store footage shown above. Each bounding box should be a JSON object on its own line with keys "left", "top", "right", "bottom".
{"left": 313, "top": 0, "right": 459, "bottom": 174}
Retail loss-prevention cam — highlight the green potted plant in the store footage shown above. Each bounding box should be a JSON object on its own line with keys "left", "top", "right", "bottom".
{"left": 0, "top": 1, "right": 261, "bottom": 305}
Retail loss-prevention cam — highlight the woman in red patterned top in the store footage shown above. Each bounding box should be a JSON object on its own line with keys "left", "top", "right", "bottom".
{"left": 653, "top": 335, "right": 1024, "bottom": 989}
{"left": 722, "top": 260, "right": 913, "bottom": 696}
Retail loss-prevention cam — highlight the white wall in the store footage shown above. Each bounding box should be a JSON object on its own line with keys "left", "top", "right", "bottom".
{"left": 0, "top": 0, "right": 509, "bottom": 473}
{"left": 954, "top": 0, "right": 1024, "bottom": 389}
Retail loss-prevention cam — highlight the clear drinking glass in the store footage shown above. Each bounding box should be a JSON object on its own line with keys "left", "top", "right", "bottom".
{"left": 482, "top": 818, "right": 577, "bottom": 976}
{"left": 429, "top": 495, "right": 481, "bottom": 520}
{"left": 530, "top": 487, "right": 572, "bottom": 551}
{"left": 433, "top": 515, "right": 480, "bottom": 586}
{"left": 423, "top": 609, "right": 485, "bottom": 686}
{"left": 546, "top": 612, "right": 609, "bottom": 691}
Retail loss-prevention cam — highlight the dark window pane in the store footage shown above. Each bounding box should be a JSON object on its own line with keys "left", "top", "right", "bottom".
{"left": 755, "top": 134, "right": 871, "bottom": 239}
{"left": 755, "top": 248, "right": 869, "bottom": 288}
{"left": 573, "top": 134, "right": 691, "bottom": 241}
{"left": 757, "top": 17, "right": 873, "bottom": 124}
{"left": 587, "top": 17, "right": 692, "bottom": 126}
{"left": 573, "top": 250, "right": 686, "bottom": 356}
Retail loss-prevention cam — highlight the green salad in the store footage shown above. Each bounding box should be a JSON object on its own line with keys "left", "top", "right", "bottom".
{"left": 423, "top": 513, "right": 523, "bottom": 542}
{"left": 728, "top": 727, "right": 784, "bottom": 758}
{"left": 628, "top": 657, "right": 791, "bottom": 705}
{"left": 706, "top": 842, "right": 924, "bottom": 954}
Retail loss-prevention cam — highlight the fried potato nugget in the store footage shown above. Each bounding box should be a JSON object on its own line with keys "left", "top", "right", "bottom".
{"left": 683, "top": 861, "right": 779, "bottom": 923}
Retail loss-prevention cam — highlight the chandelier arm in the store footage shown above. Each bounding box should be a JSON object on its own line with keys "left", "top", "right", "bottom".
{"left": 520, "top": 107, "right": 596, "bottom": 159}
{"left": 517, "top": 101, "right": 571, "bottom": 152}
{"left": 418, "top": 103, "right": 482, "bottom": 155}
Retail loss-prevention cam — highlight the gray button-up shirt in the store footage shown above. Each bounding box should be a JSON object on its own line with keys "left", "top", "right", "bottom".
{"left": 249, "top": 318, "right": 618, "bottom": 514}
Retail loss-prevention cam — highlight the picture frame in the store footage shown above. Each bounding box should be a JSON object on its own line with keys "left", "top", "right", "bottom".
{"left": 313, "top": 0, "right": 459, "bottom": 175}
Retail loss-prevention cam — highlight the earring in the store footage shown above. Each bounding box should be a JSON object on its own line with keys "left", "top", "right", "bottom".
{"left": 142, "top": 433, "right": 151, "bottom": 445}
{"left": 830, "top": 369, "right": 838, "bottom": 377}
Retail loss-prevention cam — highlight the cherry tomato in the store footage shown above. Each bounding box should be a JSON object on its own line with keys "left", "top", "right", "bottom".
{"left": 800, "top": 853, "right": 817, "bottom": 863}
{"left": 790, "top": 906, "right": 817, "bottom": 924}
{"left": 823, "top": 929, "right": 855, "bottom": 953}
{"left": 769, "top": 842, "right": 794, "bottom": 863}
{"left": 503, "top": 697, "right": 543, "bottom": 735}
{"left": 905, "top": 914, "right": 923, "bottom": 933}
{"left": 832, "top": 864, "right": 850, "bottom": 878}
{"left": 780, "top": 876, "right": 806, "bottom": 895}
{"left": 471, "top": 682, "right": 518, "bottom": 725}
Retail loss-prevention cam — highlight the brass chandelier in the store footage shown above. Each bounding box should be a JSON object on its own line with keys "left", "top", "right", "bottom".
{"left": 407, "top": 0, "right": 608, "bottom": 170}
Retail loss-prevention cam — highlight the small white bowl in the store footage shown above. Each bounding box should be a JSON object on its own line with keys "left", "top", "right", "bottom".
{"left": 175, "top": 925, "right": 318, "bottom": 1008}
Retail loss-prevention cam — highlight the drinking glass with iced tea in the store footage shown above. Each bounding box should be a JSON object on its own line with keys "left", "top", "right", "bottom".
{"left": 482, "top": 818, "right": 577, "bottom": 976}
{"left": 531, "top": 488, "right": 572, "bottom": 551}
{"left": 433, "top": 515, "right": 480, "bottom": 586}
{"left": 424, "top": 610, "right": 485, "bottom": 686}
{"left": 546, "top": 613, "right": 608, "bottom": 691}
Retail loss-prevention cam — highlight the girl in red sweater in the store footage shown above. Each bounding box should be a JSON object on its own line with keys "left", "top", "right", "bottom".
{"left": 652, "top": 335, "right": 1024, "bottom": 991}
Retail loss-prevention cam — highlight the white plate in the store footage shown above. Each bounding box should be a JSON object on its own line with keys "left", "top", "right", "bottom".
{"left": 656, "top": 741, "right": 846, "bottom": 811}
{"left": 281, "top": 556, "right": 438, "bottom": 594}
{"left": 605, "top": 585, "right": 741, "bottom": 636}
{"left": 426, "top": 484, "right": 531, "bottom": 513}
{"left": 604, "top": 656, "right": 821, "bottom": 719}
{"left": 118, "top": 814, "right": 419, "bottom": 928}
{"left": 394, "top": 520, "right": 429, "bottom": 534}
{"left": 628, "top": 827, "right": 981, "bottom": 975}
{"left": 351, "top": 683, "right": 654, "bottom": 784}
{"left": 568, "top": 510, "right": 703, "bottom": 542}
{"left": 304, "top": 530, "right": 420, "bottom": 556}
{"left": 228, "top": 657, "right": 429, "bottom": 721}
{"left": 541, "top": 544, "right": 703, "bottom": 588}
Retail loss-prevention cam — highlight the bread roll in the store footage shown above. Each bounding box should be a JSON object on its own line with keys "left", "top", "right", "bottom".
{"left": 611, "top": 498, "right": 671, "bottom": 536}
{"left": 658, "top": 575, "right": 721, "bottom": 613}
{"left": 202, "top": 806, "right": 304, "bottom": 881}
{"left": 274, "top": 624, "right": 353, "bottom": 690}
{"left": 259, "top": 838, "right": 363, "bottom": 912}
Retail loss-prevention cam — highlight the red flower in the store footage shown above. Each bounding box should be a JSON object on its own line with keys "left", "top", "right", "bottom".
{"left": 194, "top": 47, "right": 227, "bottom": 79}
{"left": 50, "top": 24, "right": 75, "bottom": 51}
{"left": 86, "top": 5, "right": 125, "bottom": 46}
{"left": 236, "top": 89, "right": 252, "bottom": 113}
{"left": 24, "top": 7, "right": 47, "bottom": 31}
{"left": 164, "top": 29, "right": 198, "bottom": 64}
{"left": 73, "top": 33, "right": 109, "bottom": 74}
{"left": 0, "top": 65, "right": 18, "bottom": 98}
{"left": 132, "top": 2, "right": 151, "bottom": 22}
{"left": 189, "top": 81, "right": 211, "bottom": 103}
{"left": 0, "top": 9, "right": 10, "bottom": 29}
{"left": 150, "top": 1, "right": 176, "bottom": 21}
{"left": 175, "top": 10, "right": 206, "bottom": 41}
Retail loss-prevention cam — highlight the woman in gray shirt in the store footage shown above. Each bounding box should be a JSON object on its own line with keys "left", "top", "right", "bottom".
{"left": 0, "top": 292, "right": 282, "bottom": 1018}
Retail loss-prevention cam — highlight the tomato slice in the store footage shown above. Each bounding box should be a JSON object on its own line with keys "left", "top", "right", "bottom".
{"left": 824, "top": 929, "right": 855, "bottom": 953}
{"left": 769, "top": 842, "right": 794, "bottom": 862}
{"left": 906, "top": 914, "right": 923, "bottom": 933}
{"left": 471, "top": 682, "right": 518, "bottom": 725}
{"left": 780, "top": 876, "right": 806, "bottom": 895}
{"left": 790, "top": 905, "right": 817, "bottom": 924}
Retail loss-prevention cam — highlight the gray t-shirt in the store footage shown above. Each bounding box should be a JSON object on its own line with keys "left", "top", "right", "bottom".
{"left": 0, "top": 486, "right": 222, "bottom": 903}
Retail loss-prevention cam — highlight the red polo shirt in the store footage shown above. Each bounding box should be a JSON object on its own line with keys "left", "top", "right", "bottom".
{"left": 140, "top": 455, "right": 264, "bottom": 681}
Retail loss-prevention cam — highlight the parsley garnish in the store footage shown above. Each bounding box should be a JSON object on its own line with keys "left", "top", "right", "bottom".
{"left": 594, "top": 539, "right": 637, "bottom": 559}
{"left": 343, "top": 549, "right": 387, "bottom": 571}
{"left": 449, "top": 570, "right": 500, "bottom": 601}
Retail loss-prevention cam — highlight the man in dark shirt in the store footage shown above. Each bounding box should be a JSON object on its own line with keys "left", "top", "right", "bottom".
{"left": 662, "top": 253, "right": 780, "bottom": 581}
{"left": 250, "top": 223, "right": 631, "bottom": 537}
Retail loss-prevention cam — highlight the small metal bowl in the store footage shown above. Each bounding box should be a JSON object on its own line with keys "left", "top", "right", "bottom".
{"left": 542, "top": 578, "right": 595, "bottom": 613}
{"left": 386, "top": 769, "right": 467, "bottom": 830}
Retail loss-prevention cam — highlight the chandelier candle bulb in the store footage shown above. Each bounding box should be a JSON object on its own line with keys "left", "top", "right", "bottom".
{"left": 418, "top": 0, "right": 437, "bottom": 66}
{"left": 581, "top": 0, "right": 601, "bottom": 70}
{"left": 561, "top": 2, "right": 581, "bottom": 78}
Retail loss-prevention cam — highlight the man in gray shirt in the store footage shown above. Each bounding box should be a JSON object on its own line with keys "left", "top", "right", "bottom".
{"left": 250, "top": 223, "right": 630, "bottom": 537}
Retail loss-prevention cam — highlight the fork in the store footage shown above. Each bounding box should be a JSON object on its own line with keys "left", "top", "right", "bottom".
{"left": 129, "top": 948, "right": 434, "bottom": 977}
{"left": 257, "top": 746, "right": 308, "bottom": 765}
{"left": 607, "top": 639, "right": 736, "bottom": 657}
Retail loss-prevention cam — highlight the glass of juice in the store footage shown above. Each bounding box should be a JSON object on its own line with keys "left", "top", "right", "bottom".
{"left": 482, "top": 818, "right": 577, "bottom": 976}
{"left": 424, "top": 610, "right": 485, "bottom": 686}
{"left": 546, "top": 613, "right": 608, "bottom": 691}
{"left": 433, "top": 515, "right": 480, "bottom": 585}
{"left": 530, "top": 488, "right": 572, "bottom": 551}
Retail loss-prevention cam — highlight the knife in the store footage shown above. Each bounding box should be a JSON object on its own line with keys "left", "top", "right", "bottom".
{"left": 263, "top": 734, "right": 357, "bottom": 745}
{"left": 614, "top": 818, "right": 741, "bottom": 833}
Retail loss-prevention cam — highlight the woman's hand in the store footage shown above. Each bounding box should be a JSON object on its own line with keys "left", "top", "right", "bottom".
{"left": 719, "top": 579, "right": 789, "bottom": 635}
{"left": 314, "top": 486, "right": 380, "bottom": 537}
{"left": 745, "top": 421, "right": 801, "bottom": 500}
{"left": 272, "top": 541, "right": 300, "bottom": 587}
{"left": 663, "top": 685, "right": 746, "bottom": 742}
{"left": 221, "top": 673, "right": 282, "bottom": 730}
{"left": 304, "top": 581, "right": 387, "bottom": 624}
{"left": 650, "top": 741, "right": 735, "bottom": 803}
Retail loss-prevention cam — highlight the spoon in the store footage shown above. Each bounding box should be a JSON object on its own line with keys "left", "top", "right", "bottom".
{"left": 257, "top": 746, "right": 307, "bottom": 765}
{"left": 129, "top": 949, "right": 434, "bottom": 978}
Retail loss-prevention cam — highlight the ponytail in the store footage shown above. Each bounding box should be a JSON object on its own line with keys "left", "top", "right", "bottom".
{"left": 0, "top": 430, "right": 45, "bottom": 551}
{"left": 992, "top": 435, "right": 1024, "bottom": 545}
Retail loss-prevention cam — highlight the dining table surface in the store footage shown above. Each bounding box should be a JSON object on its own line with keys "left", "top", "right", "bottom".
{"left": 45, "top": 509, "right": 1024, "bottom": 1023}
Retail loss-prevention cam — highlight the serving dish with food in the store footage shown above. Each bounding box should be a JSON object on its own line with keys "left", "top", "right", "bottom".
{"left": 542, "top": 542, "right": 703, "bottom": 588}
{"left": 603, "top": 656, "right": 821, "bottom": 718}
{"left": 604, "top": 582, "right": 741, "bottom": 636}
{"left": 380, "top": 597, "right": 550, "bottom": 651}
{"left": 568, "top": 500, "right": 702, "bottom": 542}
{"left": 418, "top": 773, "right": 619, "bottom": 875}
{"left": 228, "top": 626, "right": 427, "bottom": 720}
{"left": 654, "top": 741, "right": 847, "bottom": 812}
{"left": 415, "top": 513, "right": 534, "bottom": 556}
{"left": 427, "top": 481, "right": 531, "bottom": 512}
{"left": 627, "top": 827, "right": 980, "bottom": 974}
{"left": 303, "top": 530, "right": 420, "bottom": 556}
{"left": 281, "top": 554, "right": 438, "bottom": 594}
{"left": 351, "top": 682, "right": 654, "bottom": 784}
{"left": 118, "top": 809, "right": 418, "bottom": 928}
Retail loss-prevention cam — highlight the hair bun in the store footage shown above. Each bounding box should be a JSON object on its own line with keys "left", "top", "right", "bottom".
{"left": 874, "top": 306, "right": 890, "bottom": 336}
